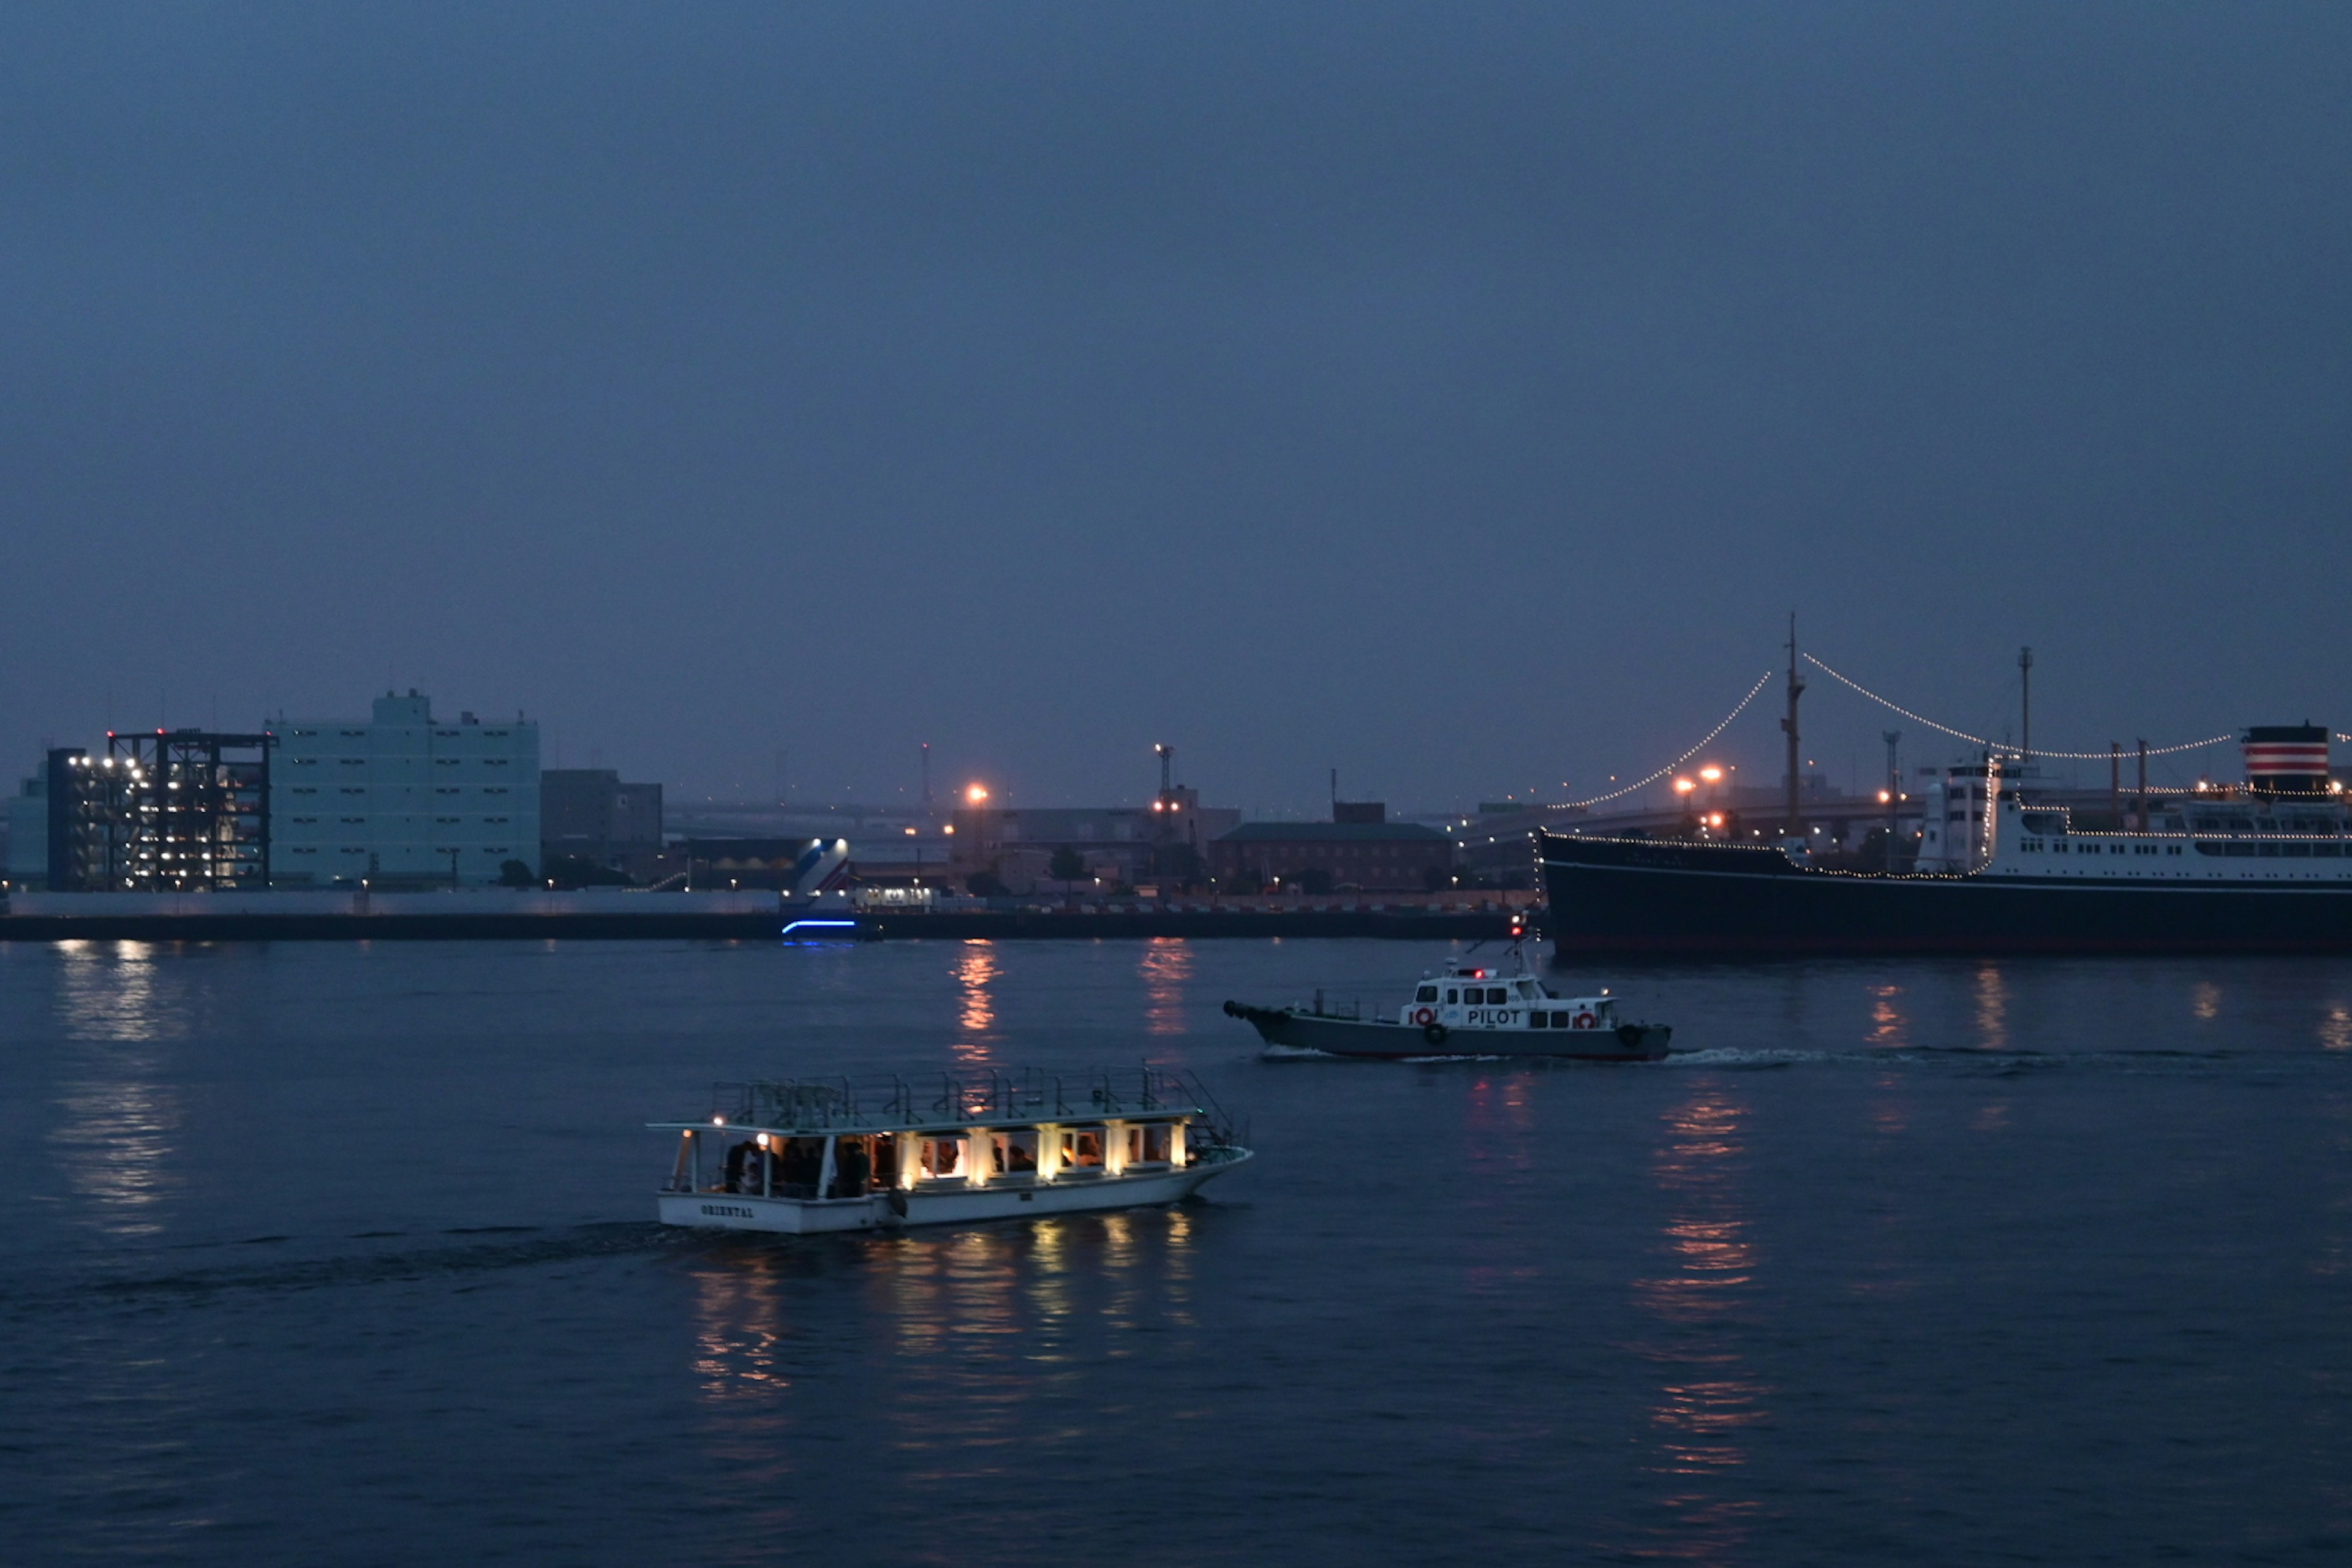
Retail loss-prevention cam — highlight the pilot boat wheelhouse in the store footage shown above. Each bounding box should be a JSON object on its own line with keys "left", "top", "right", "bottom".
{"left": 652, "top": 1067, "right": 1251, "bottom": 1234}
{"left": 1223, "top": 946, "right": 1672, "bottom": 1060}
{"left": 1540, "top": 724, "right": 2352, "bottom": 956}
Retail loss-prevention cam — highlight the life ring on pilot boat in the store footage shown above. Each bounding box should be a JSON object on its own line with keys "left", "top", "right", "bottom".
{"left": 1570, "top": 1010, "right": 1597, "bottom": 1030}
{"left": 1422, "top": 1022, "right": 1450, "bottom": 1046}
{"left": 1411, "top": 1006, "right": 1436, "bottom": 1027}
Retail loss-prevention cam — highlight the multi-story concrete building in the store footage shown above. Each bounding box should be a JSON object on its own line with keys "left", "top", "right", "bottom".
{"left": 271, "top": 692, "right": 539, "bottom": 888}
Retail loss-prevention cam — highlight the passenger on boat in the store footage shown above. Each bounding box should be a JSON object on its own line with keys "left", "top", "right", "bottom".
{"left": 723, "top": 1140, "right": 753, "bottom": 1194}
{"left": 771, "top": 1137, "right": 813, "bottom": 1197}
{"left": 832, "top": 1137, "right": 872, "bottom": 1198}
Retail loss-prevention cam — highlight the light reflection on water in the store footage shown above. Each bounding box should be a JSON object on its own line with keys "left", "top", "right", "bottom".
{"left": 952, "top": 942, "right": 1000, "bottom": 1063}
{"left": 1461, "top": 1071, "right": 1540, "bottom": 1295}
{"left": 688, "top": 1210, "right": 1199, "bottom": 1504}
{"left": 48, "top": 942, "right": 186, "bottom": 1240}
{"left": 1139, "top": 938, "right": 1193, "bottom": 1036}
{"left": 1973, "top": 965, "right": 2009, "bottom": 1050}
{"left": 1624, "top": 1083, "right": 1768, "bottom": 1562}
{"left": 1866, "top": 983, "right": 1907, "bottom": 1048}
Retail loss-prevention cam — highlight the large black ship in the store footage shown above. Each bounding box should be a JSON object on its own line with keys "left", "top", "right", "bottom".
{"left": 1538, "top": 726, "right": 2352, "bottom": 957}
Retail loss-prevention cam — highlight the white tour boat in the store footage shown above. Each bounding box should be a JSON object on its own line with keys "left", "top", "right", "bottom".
{"left": 652, "top": 1066, "right": 1251, "bottom": 1234}
{"left": 1223, "top": 941, "right": 1672, "bottom": 1061}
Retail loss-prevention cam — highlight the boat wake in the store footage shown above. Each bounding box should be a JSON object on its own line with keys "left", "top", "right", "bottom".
{"left": 0, "top": 1222, "right": 684, "bottom": 1321}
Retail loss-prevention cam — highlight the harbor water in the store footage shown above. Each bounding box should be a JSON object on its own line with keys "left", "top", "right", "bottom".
{"left": 4, "top": 937, "right": 2351, "bottom": 1564}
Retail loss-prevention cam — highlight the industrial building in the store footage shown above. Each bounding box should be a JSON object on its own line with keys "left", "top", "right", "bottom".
{"left": 6, "top": 772, "right": 46, "bottom": 888}
{"left": 948, "top": 787, "right": 1242, "bottom": 893}
{"left": 541, "top": 769, "right": 663, "bottom": 881}
{"left": 1208, "top": 802, "right": 1452, "bottom": 893}
{"left": 270, "top": 692, "right": 539, "bottom": 888}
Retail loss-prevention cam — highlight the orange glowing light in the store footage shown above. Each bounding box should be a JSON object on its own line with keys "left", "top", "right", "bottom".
{"left": 966, "top": 783, "right": 989, "bottom": 804}
{"left": 1698, "top": 765, "right": 1724, "bottom": 783}
{"left": 1673, "top": 777, "right": 1697, "bottom": 794}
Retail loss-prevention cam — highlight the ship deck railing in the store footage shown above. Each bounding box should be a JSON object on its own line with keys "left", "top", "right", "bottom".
{"left": 659, "top": 1065, "right": 1234, "bottom": 1142}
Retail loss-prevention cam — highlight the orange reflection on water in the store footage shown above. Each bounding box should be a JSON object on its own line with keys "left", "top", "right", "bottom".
{"left": 1866, "top": 984, "right": 1908, "bottom": 1048}
{"left": 952, "top": 941, "right": 1000, "bottom": 1063}
{"left": 1623, "top": 1084, "right": 1770, "bottom": 1562}
{"left": 2193, "top": 981, "right": 2222, "bottom": 1022}
{"left": 1973, "top": 965, "right": 2008, "bottom": 1050}
{"left": 1869, "top": 1072, "right": 1909, "bottom": 1138}
{"left": 1139, "top": 938, "right": 1192, "bottom": 1036}
{"left": 2322, "top": 1006, "right": 2352, "bottom": 1052}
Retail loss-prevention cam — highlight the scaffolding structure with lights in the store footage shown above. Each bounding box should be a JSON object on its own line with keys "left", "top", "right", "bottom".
{"left": 43, "top": 731, "right": 273, "bottom": 891}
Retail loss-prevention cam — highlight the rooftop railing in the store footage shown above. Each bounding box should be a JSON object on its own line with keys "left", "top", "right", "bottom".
{"left": 698, "top": 1064, "right": 1234, "bottom": 1141}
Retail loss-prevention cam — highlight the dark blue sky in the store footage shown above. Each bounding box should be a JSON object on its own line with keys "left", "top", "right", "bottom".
{"left": 6, "top": 4, "right": 2348, "bottom": 811}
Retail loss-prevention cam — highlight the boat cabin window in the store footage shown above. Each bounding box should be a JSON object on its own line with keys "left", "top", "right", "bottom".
{"left": 1444, "top": 987, "right": 1458, "bottom": 1003}
{"left": 1415, "top": 985, "right": 1439, "bottom": 1003}
{"left": 1060, "top": 1128, "right": 1106, "bottom": 1168}
{"left": 1137, "top": 1123, "right": 1174, "bottom": 1164}
{"left": 919, "top": 1136, "right": 965, "bottom": 1180}
{"left": 992, "top": 1130, "right": 1039, "bottom": 1174}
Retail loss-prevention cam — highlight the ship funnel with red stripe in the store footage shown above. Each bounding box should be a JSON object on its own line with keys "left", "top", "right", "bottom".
{"left": 2244, "top": 725, "right": 2331, "bottom": 794}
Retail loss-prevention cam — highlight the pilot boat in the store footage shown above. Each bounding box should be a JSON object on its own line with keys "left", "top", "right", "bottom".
{"left": 651, "top": 1066, "right": 1251, "bottom": 1234}
{"left": 1222, "top": 944, "right": 1672, "bottom": 1061}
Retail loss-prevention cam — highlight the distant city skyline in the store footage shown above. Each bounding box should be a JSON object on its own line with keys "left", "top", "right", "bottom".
{"left": 7, "top": 6, "right": 2347, "bottom": 813}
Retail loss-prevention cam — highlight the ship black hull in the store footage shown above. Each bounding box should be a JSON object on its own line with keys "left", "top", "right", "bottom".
{"left": 1537, "top": 832, "right": 2352, "bottom": 957}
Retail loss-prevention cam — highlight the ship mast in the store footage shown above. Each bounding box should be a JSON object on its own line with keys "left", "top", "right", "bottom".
{"left": 1781, "top": 613, "right": 1805, "bottom": 840}
{"left": 2018, "top": 646, "right": 2034, "bottom": 763}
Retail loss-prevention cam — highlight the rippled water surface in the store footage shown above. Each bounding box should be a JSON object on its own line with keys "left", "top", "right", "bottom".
{"left": 6, "top": 937, "right": 2352, "bottom": 1564}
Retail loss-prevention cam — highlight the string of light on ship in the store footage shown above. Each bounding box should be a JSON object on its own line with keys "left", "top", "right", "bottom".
{"left": 1801, "top": 653, "right": 2247, "bottom": 759}
{"left": 1556, "top": 657, "right": 2343, "bottom": 824}
{"left": 1554, "top": 670, "right": 1776, "bottom": 811}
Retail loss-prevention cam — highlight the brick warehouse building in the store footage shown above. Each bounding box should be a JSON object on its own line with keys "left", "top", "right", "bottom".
{"left": 1209, "top": 807, "right": 1452, "bottom": 893}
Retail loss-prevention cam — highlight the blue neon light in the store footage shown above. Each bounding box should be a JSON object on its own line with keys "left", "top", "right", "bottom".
{"left": 780, "top": 918, "right": 859, "bottom": 938}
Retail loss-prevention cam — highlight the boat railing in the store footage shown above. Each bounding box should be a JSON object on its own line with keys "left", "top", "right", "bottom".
{"left": 706, "top": 1064, "right": 1225, "bottom": 1135}
{"left": 1300, "top": 989, "right": 1364, "bottom": 1019}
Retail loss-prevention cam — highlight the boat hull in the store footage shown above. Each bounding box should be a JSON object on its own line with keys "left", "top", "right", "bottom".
{"left": 1539, "top": 832, "right": 2352, "bottom": 957}
{"left": 657, "top": 1153, "right": 1249, "bottom": 1234}
{"left": 1227, "top": 1003, "right": 1670, "bottom": 1061}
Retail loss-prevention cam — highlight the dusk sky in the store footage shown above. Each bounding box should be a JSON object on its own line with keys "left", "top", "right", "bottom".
{"left": 6, "top": 4, "right": 2348, "bottom": 813}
